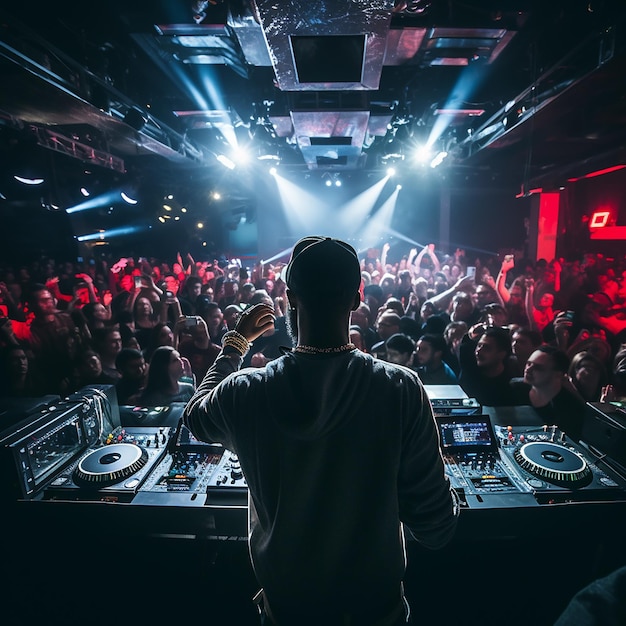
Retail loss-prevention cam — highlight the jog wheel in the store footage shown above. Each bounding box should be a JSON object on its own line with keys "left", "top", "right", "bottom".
{"left": 513, "top": 441, "right": 592, "bottom": 488}
{"left": 74, "top": 443, "right": 148, "bottom": 487}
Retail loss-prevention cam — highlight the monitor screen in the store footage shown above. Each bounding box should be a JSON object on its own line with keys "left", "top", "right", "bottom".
{"left": 437, "top": 417, "right": 495, "bottom": 450}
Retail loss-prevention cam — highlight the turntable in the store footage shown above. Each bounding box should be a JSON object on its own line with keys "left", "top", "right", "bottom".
{"left": 44, "top": 427, "right": 171, "bottom": 502}
{"left": 73, "top": 443, "right": 149, "bottom": 488}
{"left": 513, "top": 441, "right": 592, "bottom": 488}
{"left": 498, "top": 426, "right": 626, "bottom": 503}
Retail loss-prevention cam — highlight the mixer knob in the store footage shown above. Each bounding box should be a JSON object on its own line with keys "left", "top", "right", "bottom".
{"left": 231, "top": 468, "right": 243, "bottom": 480}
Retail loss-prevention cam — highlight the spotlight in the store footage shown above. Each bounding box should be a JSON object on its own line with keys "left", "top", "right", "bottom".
{"left": 387, "top": 167, "right": 396, "bottom": 177}
{"left": 197, "top": 222, "right": 204, "bottom": 229}
{"left": 163, "top": 204, "right": 172, "bottom": 211}
{"left": 80, "top": 187, "right": 90, "bottom": 197}
{"left": 269, "top": 167, "right": 277, "bottom": 176}
{"left": 430, "top": 151, "right": 448, "bottom": 168}
{"left": 216, "top": 154, "right": 236, "bottom": 170}
{"left": 325, "top": 179, "right": 332, "bottom": 187}
{"left": 335, "top": 179, "right": 342, "bottom": 187}
{"left": 121, "top": 191, "right": 138, "bottom": 205}
{"left": 396, "top": 184, "right": 402, "bottom": 190}
{"left": 211, "top": 192, "right": 221, "bottom": 200}
{"left": 414, "top": 145, "right": 431, "bottom": 164}
{"left": 14, "top": 175, "right": 44, "bottom": 185}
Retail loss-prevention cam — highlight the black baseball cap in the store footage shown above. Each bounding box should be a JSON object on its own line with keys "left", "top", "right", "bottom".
{"left": 285, "top": 236, "right": 361, "bottom": 298}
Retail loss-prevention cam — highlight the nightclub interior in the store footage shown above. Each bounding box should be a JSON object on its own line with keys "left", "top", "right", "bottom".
{"left": 1, "top": 2, "right": 626, "bottom": 625}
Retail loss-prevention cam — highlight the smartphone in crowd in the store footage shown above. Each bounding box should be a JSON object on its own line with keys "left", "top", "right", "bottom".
{"left": 466, "top": 266, "right": 476, "bottom": 279}
{"left": 134, "top": 276, "right": 142, "bottom": 289}
{"left": 185, "top": 316, "right": 198, "bottom": 327}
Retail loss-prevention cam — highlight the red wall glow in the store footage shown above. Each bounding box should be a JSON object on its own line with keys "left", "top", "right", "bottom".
{"left": 537, "top": 192, "right": 559, "bottom": 261}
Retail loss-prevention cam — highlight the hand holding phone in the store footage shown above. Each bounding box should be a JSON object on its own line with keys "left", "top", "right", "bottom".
{"left": 466, "top": 266, "right": 476, "bottom": 279}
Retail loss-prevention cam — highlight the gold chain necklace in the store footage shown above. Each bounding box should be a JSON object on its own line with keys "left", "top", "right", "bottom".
{"left": 294, "top": 343, "right": 356, "bottom": 354}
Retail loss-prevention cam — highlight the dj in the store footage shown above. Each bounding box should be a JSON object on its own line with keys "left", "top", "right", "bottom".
{"left": 184, "top": 236, "right": 459, "bottom": 626}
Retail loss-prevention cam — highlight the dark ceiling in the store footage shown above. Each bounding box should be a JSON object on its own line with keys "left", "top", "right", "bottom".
{"left": 1, "top": 1, "right": 626, "bottom": 255}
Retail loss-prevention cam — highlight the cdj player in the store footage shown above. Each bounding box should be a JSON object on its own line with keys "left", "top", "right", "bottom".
{"left": 44, "top": 425, "right": 171, "bottom": 503}
{"left": 437, "top": 414, "right": 537, "bottom": 508}
{"left": 437, "top": 414, "right": 626, "bottom": 508}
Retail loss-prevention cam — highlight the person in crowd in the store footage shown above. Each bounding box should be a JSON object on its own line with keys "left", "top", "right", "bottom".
{"left": 200, "top": 302, "right": 228, "bottom": 346}
{"left": 350, "top": 302, "right": 377, "bottom": 351}
{"left": 174, "top": 314, "right": 221, "bottom": 381}
{"left": 459, "top": 326, "right": 514, "bottom": 406}
{"left": 424, "top": 274, "right": 477, "bottom": 323}
{"left": 363, "top": 284, "right": 383, "bottom": 320}
{"left": 26, "top": 284, "right": 83, "bottom": 394}
{"left": 568, "top": 351, "right": 608, "bottom": 403}
{"left": 480, "top": 303, "right": 509, "bottom": 328}
{"left": 414, "top": 334, "right": 459, "bottom": 385}
{"left": 349, "top": 324, "right": 366, "bottom": 352}
{"left": 371, "top": 310, "right": 402, "bottom": 360}
{"left": 73, "top": 349, "right": 118, "bottom": 388}
{"left": 375, "top": 310, "right": 402, "bottom": 343}
{"left": 178, "top": 276, "right": 203, "bottom": 315}
{"left": 130, "top": 292, "right": 160, "bottom": 349}
{"left": 443, "top": 321, "right": 467, "bottom": 375}
{"left": 143, "top": 322, "right": 175, "bottom": 362}
{"left": 526, "top": 277, "right": 557, "bottom": 332}
{"left": 510, "top": 345, "right": 585, "bottom": 441}
{"left": 184, "top": 235, "right": 458, "bottom": 625}
{"left": 411, "top": 243, "right": 441, "bottom": 276}
{"left": 474, "top": 283, "right": 500, "bottom": 312}
{"left": 384, "top": 333, "right": 417, "bottom": 369}
{"left": 510, "top": 328, "right": 543, "bottom": 377}
{"left": 237, "top": 282, "right": 256, "bottom": 307}
{"left": 115, "top": 348, "right": 147, "bottom": 405}
{"left": 0, "top": 343, "right": 37, "bottom": 397}
{"left": 110, "top": 272, "right": 135, "bottom": 317}
{"left": 89, "top": 326, "right": 122, "bottom": 381}
{"left": 496, "top": 255, "right": 530, "bottom": 327}
{"left": 140, "top": 345, "right": 195, "bottom": 406}
{"left": 223, "top": 304, "right": 243, "bottom": 331}
{"left": 80, "top": 301, "right": 110, "bottom": 333}
{"left": 601, "top": 344, "right": 626, "bottom": 402}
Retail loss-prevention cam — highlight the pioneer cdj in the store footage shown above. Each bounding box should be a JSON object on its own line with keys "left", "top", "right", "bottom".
{"left": 44, "top": 425, "right": 171, "bottom": 503}
{"left": 437, "top": 415, "right": 626, "bottom": 508}
{"left": 495, "top": 424, "right": 626, "bottom": 504}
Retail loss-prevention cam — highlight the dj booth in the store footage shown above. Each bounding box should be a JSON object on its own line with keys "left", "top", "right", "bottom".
{"left": 2, "top": 385, "right": 626, "bottom": 626}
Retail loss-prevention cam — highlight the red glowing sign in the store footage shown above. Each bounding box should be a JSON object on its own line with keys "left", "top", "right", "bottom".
{"left": 589, "top": 211, "right": 611, "bottom": 228}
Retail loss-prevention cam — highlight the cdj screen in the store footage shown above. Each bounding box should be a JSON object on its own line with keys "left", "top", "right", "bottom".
{"left": 437, "top": 417, "right": 495, "bottom": 450}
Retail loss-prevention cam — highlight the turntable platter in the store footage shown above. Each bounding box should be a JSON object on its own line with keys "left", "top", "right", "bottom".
{"left": 74, "top": 443, "right": 148, "bottom": 487}
{"left": 513, "top": 441, "right": 592, "bottom": 488}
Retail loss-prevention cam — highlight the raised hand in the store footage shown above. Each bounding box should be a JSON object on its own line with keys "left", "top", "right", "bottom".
{"left": 235, "top": 303, "right": 276, "bottom": 343}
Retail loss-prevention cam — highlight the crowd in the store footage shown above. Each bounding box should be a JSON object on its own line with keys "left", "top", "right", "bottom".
{"left": 1, "top": 243, "right": 625, "bottom": 439}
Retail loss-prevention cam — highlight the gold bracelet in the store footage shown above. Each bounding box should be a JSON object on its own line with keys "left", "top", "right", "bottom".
{"left": 222, "top": 330, "right": 251, "bottom": 356}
